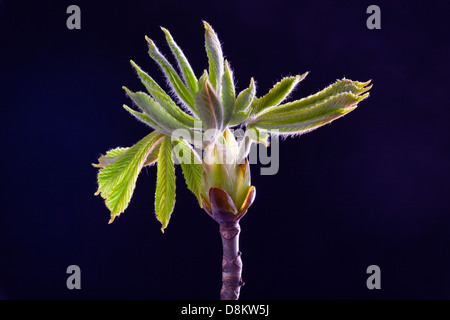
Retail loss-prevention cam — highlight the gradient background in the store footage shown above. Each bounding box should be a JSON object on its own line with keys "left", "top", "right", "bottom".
{"left": 0, "top": 0, "right": 449, "bottom": 299}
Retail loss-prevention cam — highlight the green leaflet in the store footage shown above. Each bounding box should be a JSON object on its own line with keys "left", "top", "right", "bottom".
{"left": 92, "top": 147, "right": 129, "bottom": 168}
{"left": 95, "top": 131, "right": 165, "bottom": 222}
{"left": 229, "top": 78, "right": 256, "bottom": 126}
{"left": 194, "top": 73, "right": 223, "bottom": 133}
{"left": 173, "top": 139, "right": 203, "bottom": 207}
{"left": 123, "top": 104, "right": 168, "bottom": 134}
{"left": 258, "top": 78, "right": 372, "bottom": 116}
{"left": 251, "top": 74, "right": 305, "bottom": 115}
{"left": 235, "top": 78, "right": 256, "bottom": 113}
{"left": 252, "top": 92, "right": 369, "bottom": 135}
{"left": 203, "top": 21, "right": 224, "bottom": 96}
{"left": 145, "top": 36, "right": 195, "bottom": 110}
{"left": 130, "top": 60, "right": 198, "bottom": 126}
{"left": 93, "top": 145, "right": 160, "bottom": 169}
{"left": 123, "top": 87, "right": 196, "bottom": 138}
{"left": 221, "top": 60, "right": 236, "bottom": 127}
{"left": 155, "top": 136, "right": 176, "bottom": 232}
{"left": 251, "top": 73, "right": 308, "bottom": 115}
{"left": 161, "top": 27, "right": 199, "bottom": 95}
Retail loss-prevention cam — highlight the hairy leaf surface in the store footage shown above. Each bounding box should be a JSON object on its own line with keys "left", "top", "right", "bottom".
{"left": 253, "top": 92, "right": 369, "bottom": 135}
{"left": 258, "top": 78, "right": 371, "bottom": 116}
{"left": 130, "top": 60, "right": 198, "bottom": 126}
{"left": 161, "top": 27, "right": 199, "bottom": 95}
{"left": 229, "top": 78, "right": 256, "bottom": 126}
{"left": 124, "top": 87, "right": 196, "bottom": 137}
{"left": 251, "top": 73, "right": 308, "bottom": 115}
{"left": 146, "top": 36, "right": 195, "bottom": 110}
{"left": 204, "top": 21, "right": 224, "bottom": 96}
{"left": 221, "top": 60, "right": 236, "bottom": 127}
{"left": 95, "top": 131, "right": 165, "bottom": 222}
{"left": 194, "top": 74, "right": 223, "bottom": 133}
{"left": 155, "top": 136, "right": 176, "bottom": 232}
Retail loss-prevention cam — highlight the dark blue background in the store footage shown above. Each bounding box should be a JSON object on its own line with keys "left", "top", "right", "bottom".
{"left": 0, "top": 0, "right": 449, "bottom": 299}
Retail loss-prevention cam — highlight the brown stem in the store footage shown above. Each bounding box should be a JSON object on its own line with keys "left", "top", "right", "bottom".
{"left": 204, "top": 187, "right": 252, "bottom": 300}
{"left": 219, "top": 220, "right": 244, "bottom": 300}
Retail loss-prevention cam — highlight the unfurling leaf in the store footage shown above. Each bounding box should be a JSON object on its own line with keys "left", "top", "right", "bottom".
{"left": 252, "top": 89, "right": 369, "bottom": 135}
{"left": 221, "top": 60, "right": 236, "bottom": 127}
{"left": 145, "top": 35, "right": 195, "bottom": 110}
{"left": 92, "top": 147, "right": 129, "bottom": 168}
{"left": 95, "top": 131, "right": 165, "bottom": 222}
{"left": 194, "top": 73, "right": 223, "bottom": 133}
{"left": 229, "top": 78, "right": 256, "bottom": 126}
{"left": 203, "top": 21, "right": 224, "bottom": 96}
{"left": 123, "top": 104, "right": 166, "bottom": 133}
{"left": 130, "top": 60, "right": 198, "bottom": 126}
{"left": 93, "top": 145, "right": 160, "bottom": 169}
{"left": 258, "top": 78, "right": 371, "bottom": 116}
{"left": 155, "top": 136, "right": 176, "bottom": 232}
{"left": 251, "top": 73, "right": 308, "bottom": 115}
{"left": 161, "top": 27, "right": 199, "bottom": 95}
{"left": 123, "top": 87, "right": 196, "bottom": 137}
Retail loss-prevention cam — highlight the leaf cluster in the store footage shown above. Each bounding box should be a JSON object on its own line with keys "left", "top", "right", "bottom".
{"left": 93, "top": 22, "right": 371, "bottom": 231}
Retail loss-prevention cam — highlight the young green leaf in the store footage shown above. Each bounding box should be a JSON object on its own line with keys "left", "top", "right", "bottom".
{"left": 235, "top": 78, "right": 256, "bottom": 113}
{"left": 221, "top": 60, "right": 236, "bottom": 127}
{"left": 123, "top": 104, "right": 168, "bottom": 134}
{"left": 92, "top": 147, "right": 129, "bottom": 168}
{"left": 229, "top": 78, "right": 256, "bottom": 126}
{"left": 145, "top": 36, "right": 195, "bottom": 110}
{"left": 194, "top": 73, "right": 223, "bottom": 133}
{"left": 258, "top": 78, "right": 372, "bottom": 116}
{"left": 251, "top": 73, "right": 308, "bottom": 115}
{"left": 155, "top": 136, "right": 176, "bottom": 232}
{"left": 252, "top": 92, "right": 369, "bottom": 135}
{"left": 123, "top": 87, "right": 196, "bottom": 137}
{"left": 93, "top": 143, "right": 160, "bottom": 178}
{"left": 173, "top": 139, "right": 203, "bottom": 207}
{"left": 161, "top": 27, "right": 199, "bottom": 95}
{"left": 130, "top": 60, "right": 199, "bottom": 126}
{"left": 203, "top": 21, "right": 224, "bottom": 96}
{"left": 95, "top": 131, "right": 165, "bottom": 222}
